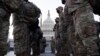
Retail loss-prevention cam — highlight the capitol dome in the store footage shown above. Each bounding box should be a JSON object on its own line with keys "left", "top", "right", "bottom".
{"left": 41, "top": 10, "right": 54, "bottom": 41}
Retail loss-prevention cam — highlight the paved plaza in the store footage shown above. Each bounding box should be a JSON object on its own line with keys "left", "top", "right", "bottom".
{"left": 5, "top": 41, "right": 55, "bottom": 56}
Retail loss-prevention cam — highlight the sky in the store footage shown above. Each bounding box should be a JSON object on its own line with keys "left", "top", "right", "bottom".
{"left": 8, "top": 0, "right": 100, "bottom": 39}
{"left": 29, "top": 0, "right": 64, "bottom": 22}
{"left": 94, "top": 14, "right": 100, "bottom": 21}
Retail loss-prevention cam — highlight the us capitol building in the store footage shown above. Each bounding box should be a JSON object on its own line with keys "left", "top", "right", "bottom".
{"left": 41, "top": 11, "right": 55, "bottom": 41}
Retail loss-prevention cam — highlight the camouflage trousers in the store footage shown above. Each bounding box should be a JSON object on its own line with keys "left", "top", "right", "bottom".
{"left": 57, "top": 6, "right": 74, "bottom": 56}
{"left": 0, "top": 8, "right": 10, "bottom": 55}
{"left": 56, "top": 38, "right": 63, "bottom": 56}
{"left": 29, "top": 29, "right": 41, "bottom": 56}
{"left": 31, "top": 41, "right": 40, "bottom": 56}
{"left": 71, "top": 6, "right": 99, "bottom": 56}
{"left": 13, "top": 22, "right": 30, "bottom": 54}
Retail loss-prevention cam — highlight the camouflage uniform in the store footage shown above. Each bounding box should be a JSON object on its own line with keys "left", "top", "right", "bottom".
{"left": 95, "top": 21, "right": 100, "bottom": 54}
{"left": 29, "top": 24, "right": 43, "bottom": 56}
{"left": 53, "top": 17, "right": 60, "bottom": 40}
{"left": 51, "top": 37, "right": 55, "bottom": 53}
{"left": 62, "top": 0, "right": 77, "bottom": 56}
{"left": 26, "top": 2, "right": 41, "bottom": 56}
{"left": 0, "top": 0, "right": 22, "bottom": 55}
{"left": 13, "top": 1, "right": 41, "bottom": 56}
{"left": 65, "top": 0, "right": 99, "bottom": 56}
{"left": 40, "top": 37, "right": 46, "bottom": 53}
{"left": 0, "top": 4, "right": 10, "bottom": 56}
{"left": 53, "top": 17, "right": 61, "bottom": 56}
{"left": 56, "top": 6, "right": 68, "bottom": 56}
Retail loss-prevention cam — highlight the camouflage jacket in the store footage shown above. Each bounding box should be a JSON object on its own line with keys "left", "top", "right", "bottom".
{"left": 0, "top": 0, "right": 23, "bottom": 12}
{"left": 13, "top": 1, "right": 41, "bottom": 25}
{"left": 66, "top": 0, "right": 89, "bottom": 14}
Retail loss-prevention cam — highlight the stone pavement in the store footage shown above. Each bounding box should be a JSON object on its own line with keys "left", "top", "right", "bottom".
{"left": 5, "top": 41, "right": 55, "bottom": 56}
{"left": 5, "top": 51, "right": 15, "bottom": 56}
{"left": 40, "top": 41, "right": 55, "bottom": 56}
{"left": 5, "top": 51, "right": 55, "bottom": 56}
{"left": 40, "top": 53, "right": 55, "bottom": 56}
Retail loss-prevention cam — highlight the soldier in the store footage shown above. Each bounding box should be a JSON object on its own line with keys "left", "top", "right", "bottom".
{"left": 40, "top": 37, "right": 46, "bottom": 53}
{"left": 53, "top": 17, "right": 62, "bottom": 56}
{"left": 29, "top": 21, "right": 43, "bottom": 56}
{"left": 0, "top": 4, "right": 11, "bottom": 56}
{"left": 26, "top": 2, "right": 41, "bottom": 56}
{"left": 51, "top": 37, "right": 55, "bottom": 53}
{"left": 0, "top": 0, "right": 23, "bottom": 56}
{"left": 56, "top": 6, "right": 70, "bottom": 56}
{"left": 62, "top": 0, "right": 99, "bottom": 56}
{"left": 13, "top": 0, "right": 41, "bottom": 56}
{"left": 30, "top": 28, "right": 43, "bottom": 56}
{"left": 62, "top": 0, "right": 76, "bottom": 56}
{"left": 53, "top": 17, "right": 60, "bottom": 40}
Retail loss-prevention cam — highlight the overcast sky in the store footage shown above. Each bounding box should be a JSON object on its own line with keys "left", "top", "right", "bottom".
{"left": 29, "top": 0, "right": 64, "bottom": 22}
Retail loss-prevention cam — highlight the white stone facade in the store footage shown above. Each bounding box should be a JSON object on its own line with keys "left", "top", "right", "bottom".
{"left": 41, "top": 11, "right": 54, "bottom": 41}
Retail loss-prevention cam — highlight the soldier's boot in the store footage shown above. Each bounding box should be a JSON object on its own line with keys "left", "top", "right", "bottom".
{"left": 16, "top": 52, "right": 30, "bottom": 56}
